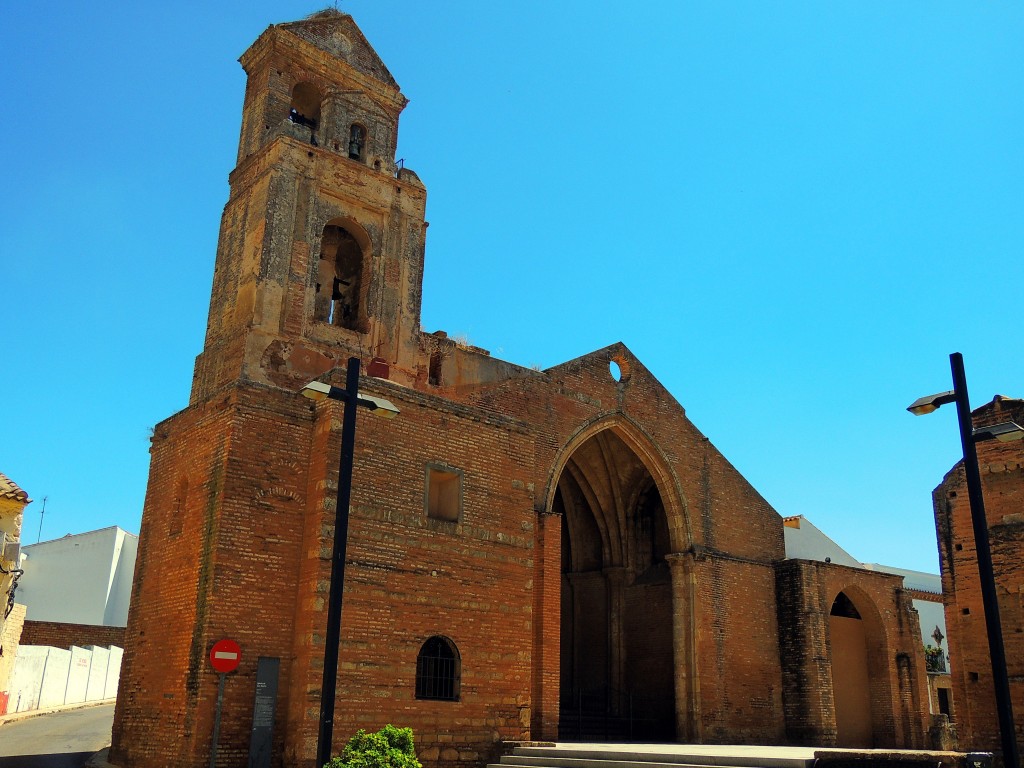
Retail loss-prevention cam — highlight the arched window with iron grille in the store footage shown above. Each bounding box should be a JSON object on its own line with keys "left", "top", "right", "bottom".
{"left": 415, "top": 635, "right": 460, "bottom": 701}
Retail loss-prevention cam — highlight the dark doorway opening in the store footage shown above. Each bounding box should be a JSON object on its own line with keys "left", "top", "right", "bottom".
{"left": 557, "top": 429, "right": 675, "bottom": 742}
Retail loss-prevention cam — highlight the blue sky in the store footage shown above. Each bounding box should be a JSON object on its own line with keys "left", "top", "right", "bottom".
{"left": 2, "top": 2, "right": 1021, "bottom": 573}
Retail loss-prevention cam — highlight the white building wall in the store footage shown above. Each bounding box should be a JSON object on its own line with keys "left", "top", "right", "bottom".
{"left": 7, "top": 645, "right": 122, "bottom": 714}
{"left": 85, "top": 646, "right": 109, "bottom": 701}
{"left": 104, "top": 646, "right": 123, "bottom": 699}
{"left": 783, "top": 516, "right": 862, "bottom": 567}
{"left": 104, "top": 530, "right": 137, "bottom": 626}
{"left": 18, "top": 526, "right": 138, "bottom": 627}
{"left": 914, "top": 599, "right": 947, "bottom": 646}
{"left": 8, "top": 647, "right": 47, "bottom": 712}
{"left": 38, "top": 647, "right": 71, "bottom": 708}
{"left": 64, "top": 646, "right": 91, "bottom": 704}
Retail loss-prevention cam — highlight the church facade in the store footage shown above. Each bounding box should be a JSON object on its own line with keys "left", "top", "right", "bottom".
{"left": 110, "top": 12, "right": 934, "bottom": 768}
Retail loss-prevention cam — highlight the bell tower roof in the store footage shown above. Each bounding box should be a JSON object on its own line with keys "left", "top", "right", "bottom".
{"left": 276, "top": 9, "right": 400, "bottom": 90}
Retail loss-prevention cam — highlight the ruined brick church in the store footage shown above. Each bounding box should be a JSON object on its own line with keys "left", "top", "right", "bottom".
{"left": 111, "top": 11, "right": 935, "bottom": 768}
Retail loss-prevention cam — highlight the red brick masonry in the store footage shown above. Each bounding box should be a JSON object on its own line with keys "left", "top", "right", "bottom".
{"left": 20, "top": 620, "right": 125, "bottom": 650}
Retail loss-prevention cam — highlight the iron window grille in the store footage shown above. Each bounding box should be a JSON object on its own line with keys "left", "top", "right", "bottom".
{"left": 415, "top": 636, "right": 460, "bottom": 701}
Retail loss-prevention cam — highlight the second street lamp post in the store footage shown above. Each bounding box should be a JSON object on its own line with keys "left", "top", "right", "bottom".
{"left": 301, "top": 357, "right": 399, "bottom": 768}
{"left": 908, "top": 352, "right": 1023, "bottom": 768}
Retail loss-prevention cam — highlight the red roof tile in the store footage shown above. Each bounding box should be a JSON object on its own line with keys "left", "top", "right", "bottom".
{"left": 0, "top": 472, "right": 30, "bottom": 503}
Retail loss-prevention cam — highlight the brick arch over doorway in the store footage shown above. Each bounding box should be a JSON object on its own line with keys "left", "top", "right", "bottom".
{"left": 544, "top": 416, "right": 696, "bottom": 742}
{"left": 827, "top": 584, "right": 895, "bottom": 748}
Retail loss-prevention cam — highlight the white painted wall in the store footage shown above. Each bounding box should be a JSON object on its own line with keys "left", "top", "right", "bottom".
{"left": 914, "top": 599, "right": 948, "bottom": 647}
{"left": 7, "top": 645, "right": 122, "bottom": 714}
{"left": 85, "top": 646, "right": 109, "bottom": 701}
{"left": 8, "top": 647, "right": 47, "bottom": 712}
{"left": 104, "top": 646, "right": 123, "bottom": 699}
{"left": 783, "top": 516, "right": 862, "bottom": 567}
{"left": 862, "top": 562, "right": 942, "bottom": 594}
{"left": 104, "top": 532, "right": 137, "bottom": 625}
{"left": 38, "top": 647, "right": 71, "bottom": 709}
{"left": 18, "top": 526, "right": 138, "bottom": 626}
{"left": 65, "top": 646, "right": 91, "bottom": 705}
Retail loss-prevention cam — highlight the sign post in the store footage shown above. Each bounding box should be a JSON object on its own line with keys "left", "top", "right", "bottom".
{"left": 209, "top": 639, "right": 241, "bottom": 768}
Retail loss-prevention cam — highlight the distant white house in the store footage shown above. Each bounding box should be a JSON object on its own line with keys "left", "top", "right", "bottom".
{"left": 783, "top": 514, "right": 863, "bottom": 568}
{"left": 18, "top": 527, "right": 138, "bottom": 627}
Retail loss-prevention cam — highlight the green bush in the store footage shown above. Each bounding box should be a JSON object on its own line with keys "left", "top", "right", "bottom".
{"left": 325, "top": 724, "right": 422, "bottom": 768}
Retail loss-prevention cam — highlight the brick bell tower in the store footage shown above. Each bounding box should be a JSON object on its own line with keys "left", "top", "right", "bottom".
{"left": 111, "top": 11, "right": 429, "bottom": 767}
{"left": 191, "top": 8, "right": 428, "bottom": 400}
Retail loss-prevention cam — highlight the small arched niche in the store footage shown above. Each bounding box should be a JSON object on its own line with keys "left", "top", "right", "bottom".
{"left": 314, "top": 221, "right": 367, "bottom": 331}
{"left": 289, "top": 82, "right": 322, "bottom": 130}
{"left": 348, "top": 123, "right": 367, "bottom": 161}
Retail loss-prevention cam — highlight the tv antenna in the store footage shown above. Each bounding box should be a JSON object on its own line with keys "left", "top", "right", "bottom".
{"left": 37, "top": 496, "right": 47, "bottom": 543}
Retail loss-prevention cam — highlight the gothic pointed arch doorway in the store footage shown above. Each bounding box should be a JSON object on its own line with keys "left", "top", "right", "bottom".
{"left": 828, "top": 588, "right": 894, "bottom": 747}
{"left": 556, "top": 425, "right": 678, "bottom": 742}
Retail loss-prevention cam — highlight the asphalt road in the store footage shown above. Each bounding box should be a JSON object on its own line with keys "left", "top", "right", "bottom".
{"left": 0, "top": 703, "right": 114, "bottom": 768}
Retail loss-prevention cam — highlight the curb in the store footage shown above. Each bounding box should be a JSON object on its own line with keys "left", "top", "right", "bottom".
{"left": 86, "top": 747, "right": 118, "bottom": 768}
{"left": 0, "top": 697, "right": 116, "bottom": 726}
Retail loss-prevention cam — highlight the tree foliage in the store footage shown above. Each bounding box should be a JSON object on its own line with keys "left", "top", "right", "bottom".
{"left": 325, "top": 725, "right": 422, "bottom": 768}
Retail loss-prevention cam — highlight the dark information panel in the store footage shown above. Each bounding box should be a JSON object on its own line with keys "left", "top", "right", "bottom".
{"left": 247, "top": 656, "right": 280, "bottom": 768}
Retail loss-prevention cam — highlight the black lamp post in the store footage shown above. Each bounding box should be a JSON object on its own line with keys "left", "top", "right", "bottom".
{"left": 301, "top": 357, "right": 399, "bottom": 768}
{"left": 908, "top": 352, "right": 1023, "bottom": 768}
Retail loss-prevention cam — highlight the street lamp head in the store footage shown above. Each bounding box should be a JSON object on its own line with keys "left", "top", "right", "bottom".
{"left": 973, "top": 421, "right": 1024, "bottom": 443}
{"left": 356, "top": 394, "right": 400, "bottom": 418}
{"left": 907, "top": 390, "right": 957, "bottom": 416}
{"left": 300, "top": 381, "right": 332, "bottom": 402}
{"left": 301, "top": 380, "right": 400, "bottom": 418}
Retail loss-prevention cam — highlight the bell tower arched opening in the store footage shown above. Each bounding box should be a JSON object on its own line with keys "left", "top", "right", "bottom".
{"left": 557, "top": 427, "right": 675, "bottom": 742}
{"left": 348, "top": 123, "right": 367, "bottom": 161}
{"left": 314, "top": 222, "right": 367, "bottom": 331}
{"left": 289, "top": 82, "right": 322, "bottom": 134}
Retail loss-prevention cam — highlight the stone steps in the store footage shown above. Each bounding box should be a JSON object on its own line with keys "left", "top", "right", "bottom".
{"left": 489, "top": 744, "right": 816, "bottom": 768}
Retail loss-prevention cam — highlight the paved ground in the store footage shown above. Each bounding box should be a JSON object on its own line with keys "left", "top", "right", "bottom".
{"left": 539, "top": 743, "right": 819, "bottom": 758}
{"left": 0, "top": 702, "right": 113, "bottom": 768}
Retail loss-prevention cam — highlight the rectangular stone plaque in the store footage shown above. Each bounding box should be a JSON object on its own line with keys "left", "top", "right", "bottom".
{"left": 247, "top": 656, "right": 279, "bottom": 768}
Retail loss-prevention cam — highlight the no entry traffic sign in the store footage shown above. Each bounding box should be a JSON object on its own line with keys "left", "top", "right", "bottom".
{"left": 210, "top": 639, "right": 241, "bottom": 673}
{"left": 208, "top": 639, "right": 241, "bottom": 768}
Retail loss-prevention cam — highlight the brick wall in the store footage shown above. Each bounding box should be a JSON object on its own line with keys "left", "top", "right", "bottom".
{"left": 818, "top": 566, "right": 931, "bottom": 749}
{"left": 113, "top": 348, "right": 940, "bottom": 766}
{"left": 933, "top": 397, "right": 1024, "bottom": 759}
{"left": 19, "top": 620, "right": 124, "bottom": 650}
{"left": 776, "top": 559, "right": 836, "bottom": 745}
{"left": 113, "top": 380, "right": 539, "bottom": 768}
{"left": 776, "top": 559, "right": 932, "bottom": 749}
